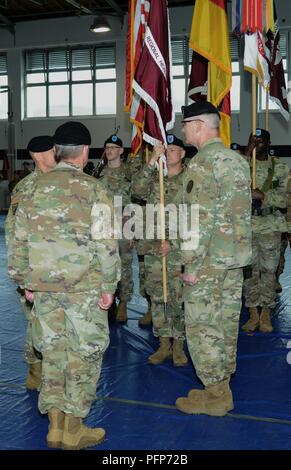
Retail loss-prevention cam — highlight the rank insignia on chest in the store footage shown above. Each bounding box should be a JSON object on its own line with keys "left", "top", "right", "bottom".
{"left": 186, "top": 180, "right": 194, "bottom": 193}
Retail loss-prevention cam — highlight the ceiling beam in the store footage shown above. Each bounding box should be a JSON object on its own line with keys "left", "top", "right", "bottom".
{"left": 103, "top": 0, "right": 124, "bottom": 17}
{"left": 0, "top": 11, "right": 13, "bottom": 27}
{"left": 64, "top": 0, "right": 94, "bottom": 15}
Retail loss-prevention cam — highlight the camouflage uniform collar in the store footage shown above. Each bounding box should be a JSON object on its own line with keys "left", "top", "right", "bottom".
{"left": 168, "top": 165, "right": 185, "bottom": 179}
{"left": 201, "top": 137, "right": 223, "bottom": 150}
{"left": 56, "top": 161, "right": 83, "bottom": 171}
{"left": 34, "top": 167, "right": 43, "bottom": 176}
{"left": 250, "top": 155, "right": 272, "bottom": 168}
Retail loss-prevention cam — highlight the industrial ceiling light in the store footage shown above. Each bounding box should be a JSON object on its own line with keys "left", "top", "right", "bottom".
{"left": 90, "top": 16, "right": 111, "bottom": 33}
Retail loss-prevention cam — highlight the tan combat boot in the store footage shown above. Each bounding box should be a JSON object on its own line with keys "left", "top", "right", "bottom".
{"left": 47, "top": 408, "right": 65, "bottom": 449}
{"left": 62, "top": 415, "right": 106, "bottom": 450}
{"left": 176, "top": 380, "right": 233, "bottom": 416}
{"left": 172, "top": 339, "right": 188, "bottom": 367}
{"left": 116, "top": 301, "right": 128, "bottom": 322}
{"left": 275, "top": 277, "right": 282, "bottom": 293}
{"left": 259, "top": 307, "right": 273, "bottom": 333}
{"left": 26, "top": 362, "right": 42, "bottom": 390}
{"left": 138, "top": 304, "right": 152, "bottom": 326}
{"left": 148, "top": 337, "right": 172, "bottom": 365}
{"left": 187, "top": 378, "right": 233, "bottom": 412}
{"left": 242, "top": 307, "right": 260, "bottom": 332}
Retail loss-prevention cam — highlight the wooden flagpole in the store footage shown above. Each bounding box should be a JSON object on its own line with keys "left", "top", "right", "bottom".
{"left": 159, "top": 156, "right": 168, "bottom": 321}
{"left": 265, "top": 87, "right": 269, "bottom": 131}
{"left": 252, "top": 73, "right": 257, "bottom": 189}
{"left": 145, "top": 144, "right": 149, "bottom": 164}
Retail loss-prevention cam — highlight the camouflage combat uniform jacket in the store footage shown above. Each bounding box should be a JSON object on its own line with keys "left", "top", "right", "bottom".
{"left": 131, "top": 163, "right": 185, "bottom": 244}
{"left": 287, "top": 177, "right": 291, "bottom": 233}
{"left": 98, "top": 162, "right": 131, "bottom": 207}
{"left": 5, "top": 168, "right": 42, "bottom": 251}
{"left": 249, "top": 155, "right": 288, "bottom": 234}
{"left": 8, "top": 161, "right": 120, "bottom": 294}
{"left": 181, "top": 138, "right": 252, "bottom": 276}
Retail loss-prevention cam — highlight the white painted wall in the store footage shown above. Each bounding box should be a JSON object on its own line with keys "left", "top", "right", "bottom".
{"left": 0, "top": 3, "right": 290, "bottom": 169}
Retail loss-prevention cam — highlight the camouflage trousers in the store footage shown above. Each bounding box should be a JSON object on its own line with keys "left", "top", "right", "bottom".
{"left": 18, "top": 290, "right": 41, "bottom": 365}
{"left": 144, "top": 253, "right": 184, "bottom": 339}
{"left": 276, "top": 234, "right": 289, "bottom": 278}
{"left": 184, "top": 265, "right": 243, "bottom": 387}
{"left": 135, "top": 239, "right": 153, "bottom": 299}
{"left": 116, "top": 239, "right": 133, "bottom": 302}
{"left": 32, "top": 290, "right": 109, "bottom": 418}
{"left": 244, "top": 231, "right": 281, "bottom": 308}
{"left": 138, "top": 254, "right": 146, "bottom": 298}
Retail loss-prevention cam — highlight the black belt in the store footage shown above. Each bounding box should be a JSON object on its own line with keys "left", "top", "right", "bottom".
{"left": 252, "top": 206, "right": 287, "bottom": 216}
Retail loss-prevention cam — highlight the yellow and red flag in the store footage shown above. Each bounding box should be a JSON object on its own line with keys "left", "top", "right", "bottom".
{"left": 189, "top": 0, "right": 232, "bottom": 147}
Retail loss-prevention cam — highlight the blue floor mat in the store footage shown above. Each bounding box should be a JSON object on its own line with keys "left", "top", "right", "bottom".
{"left": 1, "top": 213, "right": 291, "bottom": 450}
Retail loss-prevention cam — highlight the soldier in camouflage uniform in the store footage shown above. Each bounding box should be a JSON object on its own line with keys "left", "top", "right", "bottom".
{"left": 127, "top": 150, "right": 152, "bottom": 326}
{"left": 8, "top": 122, "right": 120, "bottom": 450}
{"left": 98, "top": 135, "right": 133, "bottom": 322}
{"left": 275, "top": 172, "right": 291, "bottom": 292}
{"left": 161, "top": 102, "right": 252, "bottom": 416}
{"left": 131, "top": 134, "right": 188, "bottom": 367}
{"left": 243, "top": 129, "right": 288, "bottom": 333}
{"left": 5, "top": 135, "right": 56, "bottom": 390}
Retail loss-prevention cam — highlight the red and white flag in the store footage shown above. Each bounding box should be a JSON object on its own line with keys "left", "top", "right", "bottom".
{"left": 244, "top": 31, "right": 270, "bottom": 89}
{"left": 132, "top": 0, "right": 174, "bottom": 147}
{"left": 125, "top": 0, "right": 150, "bottom": 155}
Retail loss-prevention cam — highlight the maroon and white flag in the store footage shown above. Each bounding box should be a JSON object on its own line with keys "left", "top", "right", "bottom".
{"left": 265, "top": 9, "right": 289, "bottom": 121}
{"left": 188, "top": 50, "right": 208, "bottom": 102}
{"left": 133, "top": 0, "right": 174, "bottom": 147}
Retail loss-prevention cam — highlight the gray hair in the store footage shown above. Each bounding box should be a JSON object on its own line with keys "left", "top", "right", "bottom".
{"left": 200, "top": 113, "right": 220, "bottom": 131}
{"left": 55, "top": 144, "right": 85, "bottom": 162}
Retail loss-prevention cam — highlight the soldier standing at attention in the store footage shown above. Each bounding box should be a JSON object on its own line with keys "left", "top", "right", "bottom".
{"left": 8, "top": 121, "right": 120, "bottom": 450}
{"left": 126, "top": 149, "right": 153, "bottom": 326}
{"left": 162, "top": 102, "right": 252, "bottom": 416}
{"left": 5, "top": 135, "right": 56, "bottom": 390}
{"left": 243, "top": 129, "right": 288, "bottom": 333}
{"left": 275, "top": 169, "right": 291, "bottom": 292}
{"left": 98, "top": 135, "right": 133, "bottom": 322}
{"left": 131, "top": 134, "right": 188, "bottom": 367}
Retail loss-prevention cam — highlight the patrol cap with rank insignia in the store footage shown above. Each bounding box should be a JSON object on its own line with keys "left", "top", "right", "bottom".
{"left": 104, "top": 135, "right": 123, "bottom": 148}
{"left": 181, "top": 101, "right": 220, "bottom": 122}
{"left": 54, "top": 121, "right": 91, "bottom": 146}
{"left": 27, "top": 135, "right": 54, "bottom": 153}
{"left": 166, "top": 134, "right": 185, "bottom": 149}
{"left": 254, "top": 128, "right": 270, "bottom": 141}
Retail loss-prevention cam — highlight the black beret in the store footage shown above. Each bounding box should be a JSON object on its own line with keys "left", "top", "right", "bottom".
{"left": 181, "top": 101, "right": 220, "bottom": 122}
{"left": 104, "top": 135, "right": 123, "bottom": 148}
{"left": 54, "top": 121, "right": 91, "bottom": 146}
{"left": 27, "top": 135, "right": 54, "bottom": 153}
{"left": 254, "top": 128, "right": 270, "bottom": 140}
{"left": 166, "top": 134, "right": 185, "bottom": 149}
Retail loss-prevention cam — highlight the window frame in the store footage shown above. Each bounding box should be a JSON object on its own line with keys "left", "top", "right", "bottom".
{"left": 0, "top": 53, "right": 8, "bottom": 120}
{"left": 24, "top": 44, "right": 116, "bottom": 119}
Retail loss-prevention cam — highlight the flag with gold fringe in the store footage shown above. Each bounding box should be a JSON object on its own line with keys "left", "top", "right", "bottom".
{"left": 189, "top": 0, "right": 232, "bottom": 147}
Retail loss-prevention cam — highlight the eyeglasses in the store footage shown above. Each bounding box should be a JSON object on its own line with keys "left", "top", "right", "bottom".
{"left": 105, "top": 146, "right": 121, "bottom": 150}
